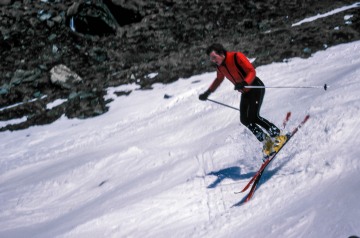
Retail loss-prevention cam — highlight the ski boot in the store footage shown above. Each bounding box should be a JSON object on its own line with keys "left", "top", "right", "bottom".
{"left": 262, "top": 135, "right": 275, "bottom": 158}
{"left": 272, "top": 133, "right": 288, "bottom": 153}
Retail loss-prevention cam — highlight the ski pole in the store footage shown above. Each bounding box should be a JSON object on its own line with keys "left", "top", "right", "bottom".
{"left": 207, "top": 99, "right": 239, "bottom": 111}
{"left": 245, "top": 84, "right": 328, "bottom": 91}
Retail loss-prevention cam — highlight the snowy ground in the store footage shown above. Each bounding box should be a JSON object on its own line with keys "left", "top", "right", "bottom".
{"left": 292, "top": 2, "right": 360, "bottom": 26}
{"left": 1, "top": 39, "right": 360, "bottom": 237}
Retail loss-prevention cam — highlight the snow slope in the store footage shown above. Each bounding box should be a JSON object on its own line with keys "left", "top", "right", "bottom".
{"left": 292, "top": 2, "right": 360, "bottom": 26}
{"left": 1, "top": 41, "right": 360, "bottom": 238}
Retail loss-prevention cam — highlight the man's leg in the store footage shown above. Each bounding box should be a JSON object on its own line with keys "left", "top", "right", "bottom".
{"left": 240, "top": 92, "right": 268, "bottom": 142}
{"left": 247, "top": 78, "right": 280, "bottom": 137}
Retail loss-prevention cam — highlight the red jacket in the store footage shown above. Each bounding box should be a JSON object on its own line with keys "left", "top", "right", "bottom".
{"left": 209, "top": 51, "right": 256, "bottom": 93}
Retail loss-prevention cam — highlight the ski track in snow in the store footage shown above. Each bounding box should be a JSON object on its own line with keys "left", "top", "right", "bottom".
{"left": 0, "top": 41, "right": 360, "bottom": 238}
{"left": 292, "top": 2, "right": 360, "bottom": 26}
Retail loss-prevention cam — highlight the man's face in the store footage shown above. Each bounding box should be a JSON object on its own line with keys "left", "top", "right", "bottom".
{"left": 209, "top": 51, "right": 225, "bottom": 66}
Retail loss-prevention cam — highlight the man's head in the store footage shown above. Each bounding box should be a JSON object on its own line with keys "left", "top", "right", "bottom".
{"left": 206, "top": 43, "right": 227, "bottom": 66}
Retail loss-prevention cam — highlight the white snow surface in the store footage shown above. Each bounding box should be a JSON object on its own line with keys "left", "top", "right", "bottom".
{"left": 1, "top": 41, "right": 360, "bottom": 238}
{"left": 292, "top": 2, "right": 360, "bottom": 26}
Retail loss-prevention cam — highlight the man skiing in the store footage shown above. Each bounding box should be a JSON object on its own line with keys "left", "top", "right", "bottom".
{"left": 199, "top": 43, "right": 287, "bottom": 157}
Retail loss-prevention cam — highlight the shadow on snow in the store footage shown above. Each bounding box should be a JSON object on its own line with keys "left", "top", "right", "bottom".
{"left": 206, "top": 166, "right": 254, "bottom": 189}
{"left": 206, "top": 156, "right": 295, "bottom": 207}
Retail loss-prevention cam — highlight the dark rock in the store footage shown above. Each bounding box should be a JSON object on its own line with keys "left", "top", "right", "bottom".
{"left": 0, "top": 0, "right": 359, "bottom": 132}
{"left": 0, "top": 0, "right": 11, "bottom": 6}
{"left": 164, "top": 94, "right": 172, "bottom": 99}
{"left": 66, "top": 1, "right": 119, "bottom": 37}
{"left": 114, "top": 90, "right": 131, "bottom": 96}
{"left": 10, "top": 68, "right": 42, "bottom": 85}
{"left": 65, "top": 91, "right": 108, "bottom": 119}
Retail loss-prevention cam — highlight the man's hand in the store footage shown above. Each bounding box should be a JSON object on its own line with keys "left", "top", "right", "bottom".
{"left": 234, "top": 81, "right": 248, "bottom": 90}
{"left": 199, "top": 90, "right": 211, "bottom": 101}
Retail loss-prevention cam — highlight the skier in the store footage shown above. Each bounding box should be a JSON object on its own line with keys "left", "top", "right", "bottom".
{"left": 199, "top": 43, "right": 287, "bottom": 157}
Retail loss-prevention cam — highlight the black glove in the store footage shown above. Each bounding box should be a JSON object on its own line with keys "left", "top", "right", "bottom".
{"left": 234, "top": 81, "right": 248, "bottom": 90}
{"left": 199, "top": 90, "right": 211, "bottom": 101}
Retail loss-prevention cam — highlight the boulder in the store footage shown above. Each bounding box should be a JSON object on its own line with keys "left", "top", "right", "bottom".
{"left": 50, "top": 64, "right": 82, "bottom": 89}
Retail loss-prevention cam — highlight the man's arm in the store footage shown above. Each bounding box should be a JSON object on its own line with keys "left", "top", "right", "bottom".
{"left": 209, "top": 69, "right": 225, "bottom": 92}
{"left": 235, "top": 53, "right": 256, "bottom": 85}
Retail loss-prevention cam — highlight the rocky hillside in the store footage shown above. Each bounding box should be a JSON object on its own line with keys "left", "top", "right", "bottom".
{"left": 1, "top": 0, "right": 359, "bottom": 131}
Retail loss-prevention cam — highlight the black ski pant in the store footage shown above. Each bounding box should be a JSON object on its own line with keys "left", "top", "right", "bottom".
{"left": 240, "top": 77, "right": 280, "bottom": 142}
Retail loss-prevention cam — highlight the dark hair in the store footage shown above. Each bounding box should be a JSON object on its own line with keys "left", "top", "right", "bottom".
{"left": 206, "top": 43, "right": 227, "bottom": 55}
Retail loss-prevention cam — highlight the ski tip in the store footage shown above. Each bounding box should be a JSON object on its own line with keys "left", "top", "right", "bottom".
{"left": 285, "top": 112, "right": 291, "bottom": 120}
